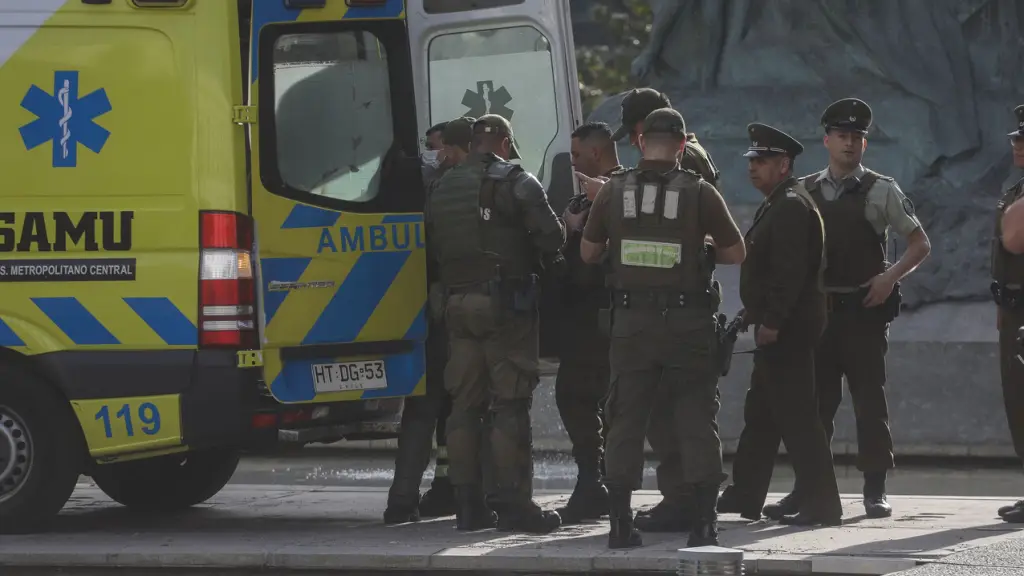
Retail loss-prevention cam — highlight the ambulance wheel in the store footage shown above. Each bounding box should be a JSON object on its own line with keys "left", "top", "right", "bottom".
{"left": 90, "top": 448, "right": 240, "bottom": 513}
{"left": 0, "top": 362, "right": 83, "bottom": 534}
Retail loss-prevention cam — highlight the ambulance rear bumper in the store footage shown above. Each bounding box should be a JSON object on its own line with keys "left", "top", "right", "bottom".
{"left": 38, "top": 349, "right": 260, "bottom": 450}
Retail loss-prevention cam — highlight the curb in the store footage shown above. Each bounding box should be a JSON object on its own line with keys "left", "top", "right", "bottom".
{"left": 0, "top": 550, "right": 926, "bottom": 575}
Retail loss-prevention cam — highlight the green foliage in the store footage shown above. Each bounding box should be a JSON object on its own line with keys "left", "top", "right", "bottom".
{"left": 575, "top": 0, "right": 652, "bottom": 118}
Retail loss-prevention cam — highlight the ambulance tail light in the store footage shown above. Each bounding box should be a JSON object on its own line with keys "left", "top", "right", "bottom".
{"left": 199, "top": 211, "right": 257, "bottom": 349}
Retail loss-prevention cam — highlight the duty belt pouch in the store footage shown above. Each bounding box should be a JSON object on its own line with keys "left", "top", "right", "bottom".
{"left": 880, "top": 281, "right": 902, "bottom": 323}
{"left": 512, "top": 274, "right": 540, "bottom": 312}
{"left": 487, "top": 277, "right": 508, "bottom": 323}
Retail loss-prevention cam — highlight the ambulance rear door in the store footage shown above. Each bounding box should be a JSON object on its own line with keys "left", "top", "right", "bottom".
{"left": 405, "top": 0, "right": 583, "bottom": 359}
{"left": 246, "top": 0, "right": 428, "bottom": 405}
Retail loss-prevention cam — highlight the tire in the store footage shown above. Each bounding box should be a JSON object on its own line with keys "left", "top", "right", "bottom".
{"left": 90, "top": 447, "right": 240, "bottom": 513}
{"left": 0, "top": 361, "right": 83, "bottom": 535}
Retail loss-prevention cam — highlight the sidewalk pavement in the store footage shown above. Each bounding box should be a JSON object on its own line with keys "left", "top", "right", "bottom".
{"left": 1, "top": 484, "right": 1022, "bottom": 575}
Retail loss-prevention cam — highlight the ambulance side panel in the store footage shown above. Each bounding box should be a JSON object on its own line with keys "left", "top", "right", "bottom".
{"left": 0, "top": 0, "right": 254, "bottom": 458}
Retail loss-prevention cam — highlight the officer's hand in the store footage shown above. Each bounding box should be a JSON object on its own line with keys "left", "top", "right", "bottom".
{"left": 862, "top": 271, "right": 896, "bottom": 308}
{"left": 575, "top": 171, "right": 608, "bottom": 201}
{"left": 563, "top": 205, "right": 588, "bottom": 232}
{"left": 755, "top": 325, "right": 778, "bottom": 346}
{"left": 737, "top": 308, "right": 749, "bottom": 332}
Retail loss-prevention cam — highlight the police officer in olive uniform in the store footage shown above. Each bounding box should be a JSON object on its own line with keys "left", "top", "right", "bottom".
{"left": 603, "top": 88, "right": 725, "bottom": 533}
{"left": 765, "top": 99, "right": 931, "bottom": 521}
{"left": 385, "top": 118, "right": 477, "bottom": 524}
{"left": 581, "top": 108, "right": 745, "bottom": 549}
{"left": 992, "top": 104, "right": 1024, "bottom": 524}
{"left": 424, "top": 114, "right": 565, "bottom": 534}
{"left": 716, "top": 123, "right": 843, "bottom": 527}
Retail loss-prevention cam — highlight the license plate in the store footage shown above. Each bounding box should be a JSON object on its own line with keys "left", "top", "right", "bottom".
{"left": 310, "top": 360, "right": 388, "bottom": 393}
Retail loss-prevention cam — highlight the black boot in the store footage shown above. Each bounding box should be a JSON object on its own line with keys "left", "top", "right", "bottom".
{"left": 454, "top": 485, "right": 497, "bottom": 531}
{"left": 634, "top": 496, "right": 691, "bottom": 532}
{"left": 606, "top": 485, "right": 642, "bottom": 549}
{"left": 686, "top": 483, "right": 719, "bottom": 547}
{"left": 419, "top": 475, "right": 457, "bottom": 517}
{"left": 496, "top": 499, "right": 561, "bottom": 534}
{"left": 863, "top": 472, "right": 892, "bottom": 519}
{"left": 716, "top": 485, "right": 762, "bottom": 521}
{"left": 555, "top": 464, "right": 609, "bottom": 524}
{"left": 763, "top": 492, "right": 801, "bottom": 520}
{"left": 383, "top": 497, "right": 420, "bottom": 525}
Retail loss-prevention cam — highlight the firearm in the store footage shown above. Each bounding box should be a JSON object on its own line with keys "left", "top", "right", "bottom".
{"left": 715, "top": 312, "right": 745, "bottom": 377}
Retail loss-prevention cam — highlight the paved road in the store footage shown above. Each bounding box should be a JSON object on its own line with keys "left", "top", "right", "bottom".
{"left": 3, "top": 483, "right": 1023, "bottom": 575}
{"left": 229, "top": 449, "right": 1024, "bottom": 498}
{"left": 0, "top": 452, "right": 1004, "bottom": 574}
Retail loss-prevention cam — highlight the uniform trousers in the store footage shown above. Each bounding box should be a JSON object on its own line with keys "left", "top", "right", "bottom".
{"left": 730, "top": 332, "right": 842, "bottom": 517}
{"left": 815, "top": 306, "right": 894, "bottom": 472}
{"left": 603, "top": 308, "right": 723, "bottom": 491}
{"left": 443, "top": 292, "right": 539, "bottom": 504}
{"left": 388, "top": 314, "right": 452, "bottom": 505}
{"left": 999, "top": 307, "right": 1024, "bottom": 460}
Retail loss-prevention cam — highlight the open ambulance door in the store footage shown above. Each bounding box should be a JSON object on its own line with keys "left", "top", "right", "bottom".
{"left": 405, "top": 0, "right": 584, "bottom": 361}
{"left": 245, "top": 0, "right": 429, "bottom": 405}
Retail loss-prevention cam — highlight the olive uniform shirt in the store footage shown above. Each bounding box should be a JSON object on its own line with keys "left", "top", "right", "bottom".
{"left": 810, "top": 165, "right": 921, "bottom": 237}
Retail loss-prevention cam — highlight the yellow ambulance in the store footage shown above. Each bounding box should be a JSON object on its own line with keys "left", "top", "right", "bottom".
{"left": 0, "top": 0, "right": 581, "bottom": 533}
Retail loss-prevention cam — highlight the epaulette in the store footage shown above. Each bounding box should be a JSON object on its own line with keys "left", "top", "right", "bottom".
{"left": 609, "top": 166, "right": 633, "bottom": 176}
{"left": 485, "top": 159, "right": 522, "bottom": 180}
{"left": 678, "top": 166, "right": 702, "bottom": 180}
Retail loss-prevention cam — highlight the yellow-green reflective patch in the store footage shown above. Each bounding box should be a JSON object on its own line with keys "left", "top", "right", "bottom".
{"left": 620, "top": 239, "right": 681, "bottom": 268}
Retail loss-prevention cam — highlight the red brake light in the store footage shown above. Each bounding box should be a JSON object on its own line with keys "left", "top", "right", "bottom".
{"left": 199, "top": 211, "right": 258, "bottom": 349}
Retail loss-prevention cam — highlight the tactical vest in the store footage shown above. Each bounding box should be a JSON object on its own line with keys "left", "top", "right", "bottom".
{"left": 605, "top": 167, "right": 709, "bottom": 293}
{"left": 803, "top": 169, "right": 887, "bottom": 288}
{"left": 429, "top": 155, "right": 534, "bottom": 287}
{"left": 992, "top": 178, "right": 1024, "bottom": 287}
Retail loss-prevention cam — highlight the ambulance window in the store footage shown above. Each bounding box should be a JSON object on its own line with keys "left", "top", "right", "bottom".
{"left": 271, "top": 30, "right": 393, "bottom": 203}
{"left": 428, "top": 26, "right": 557, "bottom": 179}
{"left": 423, "top": 0, "right": 524, "bottom": 13}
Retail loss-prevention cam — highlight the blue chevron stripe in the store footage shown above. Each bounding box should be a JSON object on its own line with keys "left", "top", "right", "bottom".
{"left": 269, "top": 341, "right": 425, "bottom": 402}
{"left": 260, "top": 257, "right": 313, "bottom": 324}
{"left": 403, "top": 303, "right": 428, "bottom": 341}
{"left": 302, "top": 250, "right": 411, "bottom": 345}
{"left": 123, "top": 298, "right": 197, "bottom": 346}
{"left": 0, "top": 318, "right": 24, "bottom": 347}
{"left": 281, "top": 204, "right": 341, "bottom": 229}
{"left": 32, "top": 297, "right": 119, "bottom": 345}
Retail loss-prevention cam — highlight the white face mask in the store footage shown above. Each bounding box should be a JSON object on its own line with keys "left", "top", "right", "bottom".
{"left": 421, "top": 150, "right": 441, "bottom": 168}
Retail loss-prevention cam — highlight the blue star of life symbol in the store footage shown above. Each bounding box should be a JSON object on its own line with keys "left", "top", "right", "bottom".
{"left": 19, "top": 71, "right": 112, "bottom": 168}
